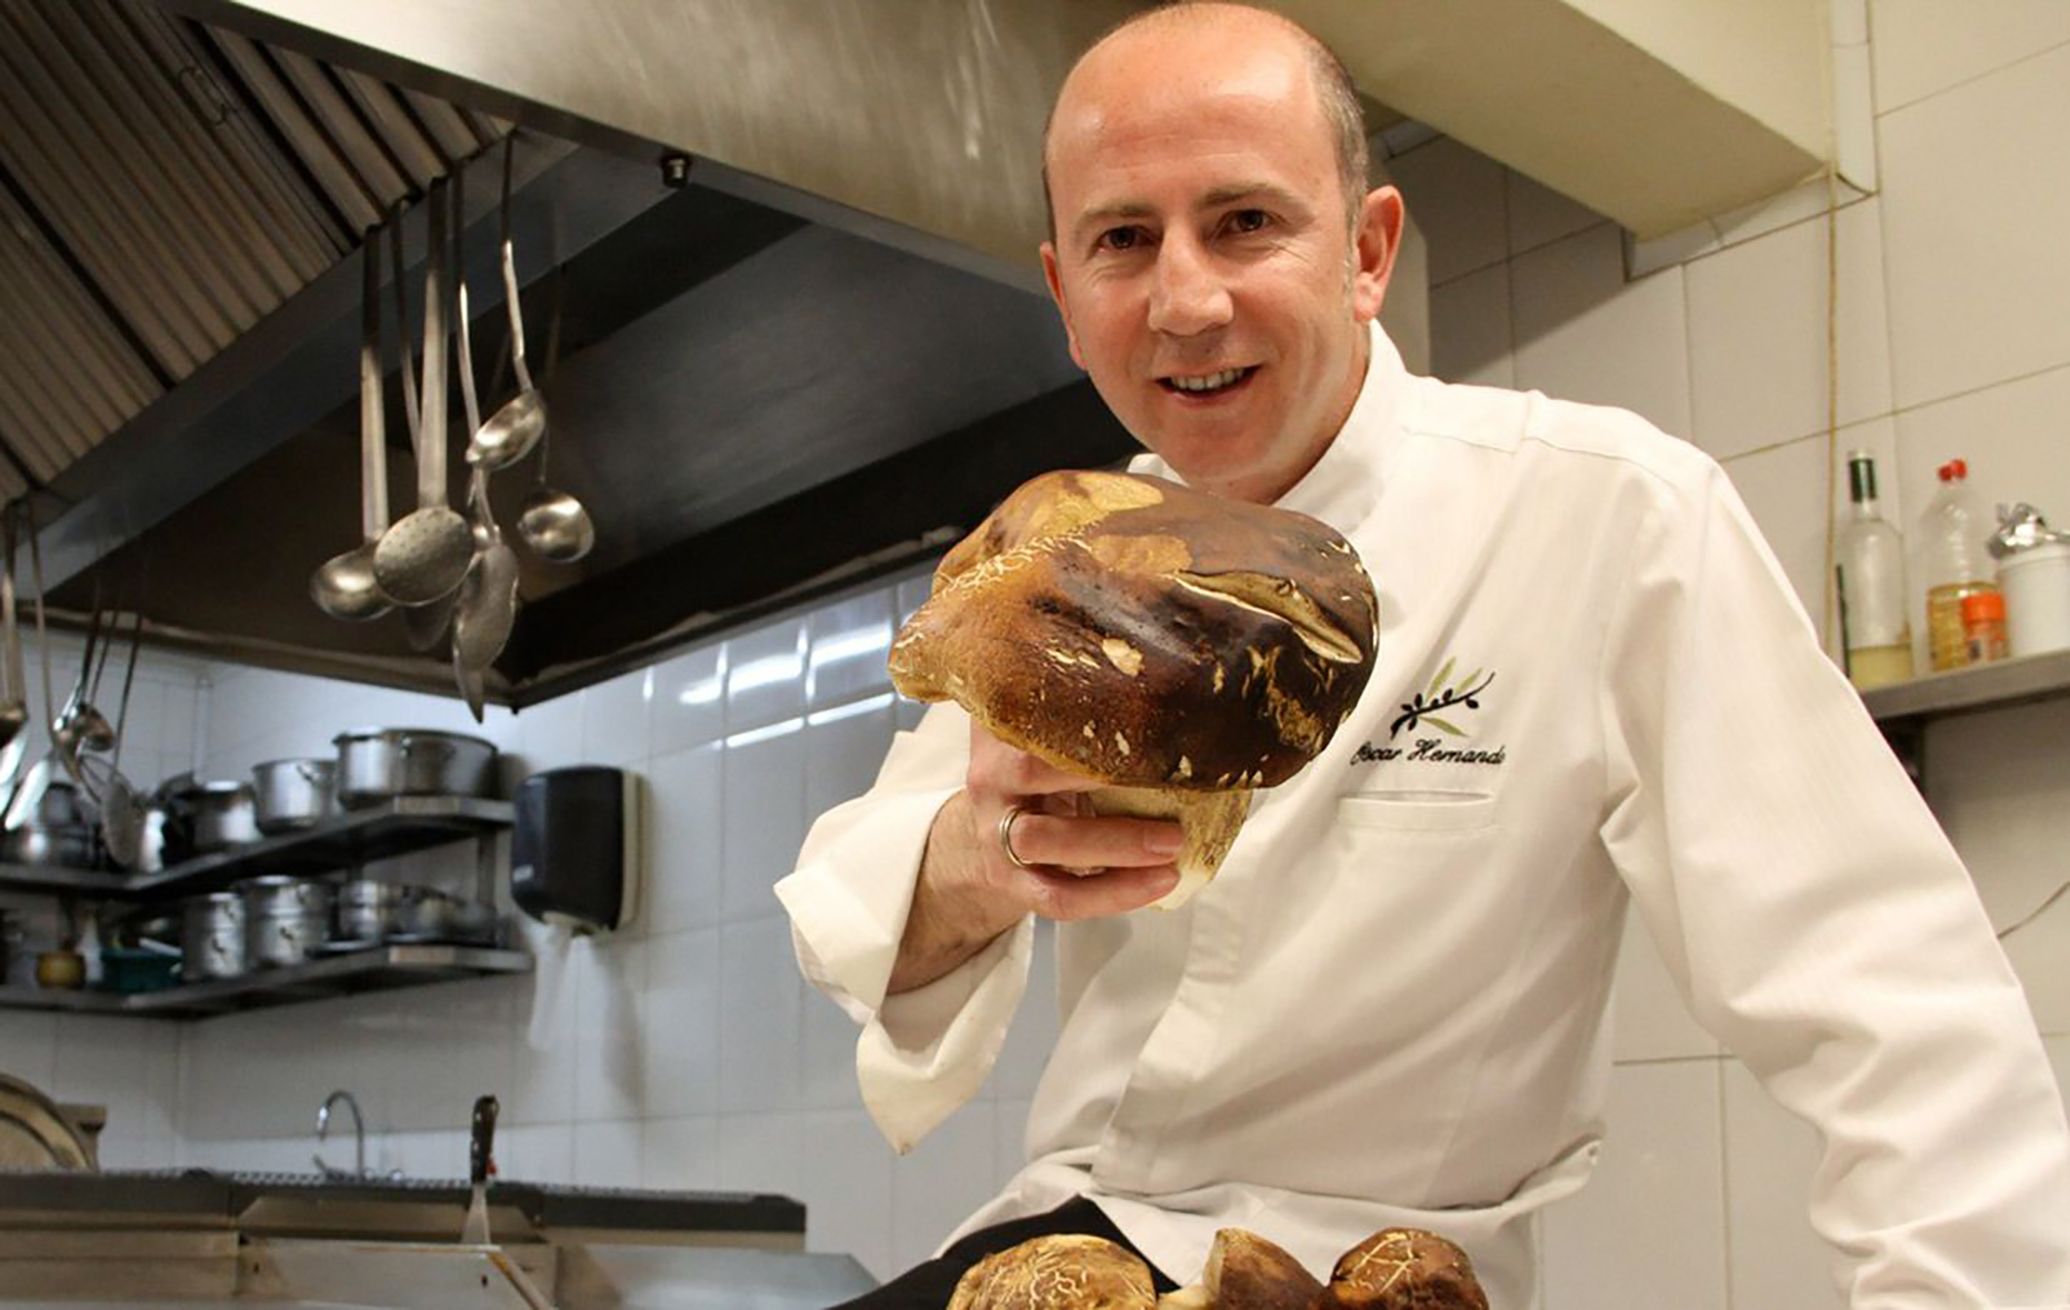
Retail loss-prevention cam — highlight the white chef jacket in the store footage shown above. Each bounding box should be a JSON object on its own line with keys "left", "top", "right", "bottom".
{"left": 774, "top": 325, "right": 2070, "bottom": 1309}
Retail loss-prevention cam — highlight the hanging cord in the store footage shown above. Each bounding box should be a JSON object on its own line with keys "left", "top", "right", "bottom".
{"left": 1997, "top": 880, "right": 2070, "bottom": 942}
{"left": 1819, "top": 165, "right": 1842, "bottom": 654}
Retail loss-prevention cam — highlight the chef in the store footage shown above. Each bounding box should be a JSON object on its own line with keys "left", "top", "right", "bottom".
{"left": 775, "top": 4, "right": 2070, "bottom": 1306}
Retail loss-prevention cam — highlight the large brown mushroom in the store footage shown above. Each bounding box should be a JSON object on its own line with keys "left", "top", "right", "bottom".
{"left": 1314, "top": 1228, "right": 1489, "bottom": 1309}
{"left": 1158, "top": 1227, "right": 1326, "bottom": 1309}
{"left": 948, "top": 1233, "right": 1158, "bottom": 1310}
{"left": 889, "top": 470, "right": 1378, "bottom": 908}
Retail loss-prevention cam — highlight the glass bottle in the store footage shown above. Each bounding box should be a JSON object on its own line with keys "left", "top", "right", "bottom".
{"left": 1835, "top": 450, "right": 1914, "bottom": 689}
{"left": 1916, "top": 458, "right": 2001, "bottom": 672}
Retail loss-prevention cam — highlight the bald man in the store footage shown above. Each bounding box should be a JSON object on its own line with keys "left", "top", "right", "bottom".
{"left": 778, "top": 6, "right": 2070, "bottom": 1307}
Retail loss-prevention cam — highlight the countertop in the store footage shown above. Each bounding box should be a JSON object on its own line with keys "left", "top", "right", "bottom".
{"left": 0, "top": 1168, "right": 804, "bottom": 1240}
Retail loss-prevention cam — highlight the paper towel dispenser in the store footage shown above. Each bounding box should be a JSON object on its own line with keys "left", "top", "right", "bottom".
{"left": 511, "top": 766, "right": 642, "bottom": 934}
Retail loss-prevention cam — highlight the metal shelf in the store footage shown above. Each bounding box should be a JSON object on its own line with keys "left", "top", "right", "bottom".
{"left": 1861, "top": 647, "right": 2070, "bottom": 785}
{"left": 1860, "top": 646, "right": 2070, "bottom": 723}
{"left": 0, "top": 796, "right": 512, "bottom": 902}
{"left": 0, "top": 945, "right": 528, "bottom": 1019}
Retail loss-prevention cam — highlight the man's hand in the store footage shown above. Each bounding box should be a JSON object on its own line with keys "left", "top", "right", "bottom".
{"left": 887, "top": 721, "right": 1184, "bottom": 993}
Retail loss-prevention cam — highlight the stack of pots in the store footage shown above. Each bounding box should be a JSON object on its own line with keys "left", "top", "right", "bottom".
{"left": 250, "top": 759, "right": 338, "bottom": 834}
{"left": 240, "top": 876, "right": 334, "bottom": 970}
{"left": 331, "top": 729, "right": 497, "bottom": 809}
{"left": 181, "top": 892, "right": 246, "bottom": 981}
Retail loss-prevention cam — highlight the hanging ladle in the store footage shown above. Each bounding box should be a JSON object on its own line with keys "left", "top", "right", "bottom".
{"left": 466, "top": 137, "right": 546, "bottom": 473}
{"left": 379, "top": 207, "right": 452, "bottom": 652}
{"left": 372, "top": 176, "right": 473, "bottom": 607}
{"left": 449, "top": 182, "right": 520, "bottom": 722}
{"left": 52, "top": 588, "right": 116, "bottom": 778}
{"left": 516, "top": 262, "right": 594, "bottom": 563}
{"left": 0, "top": 510, "right": 29, "bottom": 771}
{"left": 310, "top": 229, "right": 393, "bottom": 621}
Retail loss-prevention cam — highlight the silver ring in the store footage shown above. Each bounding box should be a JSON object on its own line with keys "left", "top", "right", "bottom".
{"left": 997, "top": 804, "right": 1035, "bottom": 870}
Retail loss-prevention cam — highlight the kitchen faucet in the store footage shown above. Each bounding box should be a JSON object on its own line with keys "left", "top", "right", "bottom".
{"left": 313, "top": 1089, "right": 366, "bottom": 1179}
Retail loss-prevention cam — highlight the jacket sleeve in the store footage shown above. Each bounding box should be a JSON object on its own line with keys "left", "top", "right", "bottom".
{"left": 1597, "top": 463, "right": 2070, "bottom": 1308}
{"left": 773, "top": 700, "right": 1037, "bottom": 1153}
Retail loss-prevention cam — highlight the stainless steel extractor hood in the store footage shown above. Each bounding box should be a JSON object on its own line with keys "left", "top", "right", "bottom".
{"left": 6, "top": 0, "right": 1832, "bottom": 706}
{"left": 10, "top": 0, "right": 1173, "bottom": 703}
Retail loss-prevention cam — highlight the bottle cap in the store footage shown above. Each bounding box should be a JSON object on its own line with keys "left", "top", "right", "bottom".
{"left": 1960, "top": 591, "right": 2005, "bottom": 622}
{"left": 1938, "top": 458, "right": 1969, "bottom": 482}
{"left": 1846, "top": 451, "right": 1877, "bottom": 504}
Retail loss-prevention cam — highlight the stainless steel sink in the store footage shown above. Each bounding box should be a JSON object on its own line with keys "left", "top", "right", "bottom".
{"left": 0, "top": 1168, "right": 862, "bottom": 1306}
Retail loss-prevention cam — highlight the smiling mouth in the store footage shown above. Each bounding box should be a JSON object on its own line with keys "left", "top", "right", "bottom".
{"left": 1158, "top": 366, "right": 1258, "bottom": 396}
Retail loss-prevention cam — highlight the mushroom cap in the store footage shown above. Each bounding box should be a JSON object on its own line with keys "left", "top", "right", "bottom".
{"left": 1204, "top": 1227, "right": 1324, "bottom": 1309}
{"left": 890, "top": 470, "right": 1378, "bottom": 792}
{"left": 1315, "top": 1228, "right": 1489, "bottom": 1309}
{"left": 948, "top": 1233, "right": 1158, "bottom": 1310}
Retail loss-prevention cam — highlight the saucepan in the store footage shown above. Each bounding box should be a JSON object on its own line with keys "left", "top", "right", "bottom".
{"left": 333, "top": 729, "right": 497, "bottom": 808}
{"left": 251, "top": 758, "right": 338, "bottom": 834}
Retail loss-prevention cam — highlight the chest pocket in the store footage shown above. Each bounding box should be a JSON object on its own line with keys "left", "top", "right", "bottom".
{"left": 1336, "top": 790, "right": 1497, "bottom": 832}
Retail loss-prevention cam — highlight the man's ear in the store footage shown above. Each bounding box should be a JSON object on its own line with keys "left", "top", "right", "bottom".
{"left": 1350, "top": 186, "right": 1405, "bottom": 323}
{"left": 1040, "top": 241, "right": 1086, "bottom": 369}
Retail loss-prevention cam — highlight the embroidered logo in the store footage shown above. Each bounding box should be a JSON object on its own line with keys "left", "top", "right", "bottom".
{"left": 1349, "top": 655, "right": 1506, "bottom": 768}
{"left": 1390, "top": 656, "right": 1493, "bottom": 740}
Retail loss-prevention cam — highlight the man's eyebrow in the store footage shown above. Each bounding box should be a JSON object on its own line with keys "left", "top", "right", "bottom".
{"left": 1068, "top": 184, "right": 1306, "bottom": 241}
{"left": 1200, "top": 182, "right": 1300, "bottom": 209}
{"left": 1070, "top": 201, "right": 1156, "bottom": 241}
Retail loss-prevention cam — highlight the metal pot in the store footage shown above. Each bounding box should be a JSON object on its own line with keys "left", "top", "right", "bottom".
{"left": 392, "top": 890, "right": 497, "bottom": 944}
{"left": 333, "top": 729, "right": 498, "bottom": 809}
{"left": 241, "top": 876, "right": 332, "bottom": 969}
{"left": 168, "top": 781, "right": 261, "bottom": 854}
{"left": 251, "top": 759, "right": 337, "bottom": 834}
{"left": 0, "top": 823, "right": 98, "bottom": 870}
{"left": 181, "top": 892, "right": 246, "bottom": 981}
{"left": 0, "top": 910, "right": 28, "bottom": 988}
{"left": 335, "top": 877, "right": 404, "bottom": 943}
{"left": 2, "top": 761, "right": 88, "bottom": 831}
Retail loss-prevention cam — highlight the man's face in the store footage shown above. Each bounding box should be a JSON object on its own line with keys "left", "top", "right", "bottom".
{"left": 1041, "top": 22, "right": 1401, "bottom": 504}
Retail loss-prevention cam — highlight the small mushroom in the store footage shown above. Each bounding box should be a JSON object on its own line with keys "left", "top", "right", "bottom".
{"left": 949, "top": 1234, "right": 1158, "bottom": 1310}
{"left": 1314, "top": 1228, "right": 1489, "bottom": 1310}
{"left": 1201, "top": 1227, "right": 1324, "bottom": 1309}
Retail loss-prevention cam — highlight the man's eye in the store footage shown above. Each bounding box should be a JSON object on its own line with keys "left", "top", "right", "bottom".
{"left": 1227, "top": 209, "right": 1270, "bottom": 234}
{"left": 1096, "top": 226, "right": 1143, "bottom": 252}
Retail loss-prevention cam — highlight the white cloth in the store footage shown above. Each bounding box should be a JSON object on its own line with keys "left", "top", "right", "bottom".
{"left": 773, "top": 326, "right": 2070, "bottom": 1309}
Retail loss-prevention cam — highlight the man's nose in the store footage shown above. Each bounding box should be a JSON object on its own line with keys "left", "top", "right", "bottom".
{"left": 1146, "top": 234, "right": 1232, "bottom": 337}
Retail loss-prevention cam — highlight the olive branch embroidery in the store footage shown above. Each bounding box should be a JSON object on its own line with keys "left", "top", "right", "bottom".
{"left": 1390, "top": 656, "right": 1494, "bottom": 740}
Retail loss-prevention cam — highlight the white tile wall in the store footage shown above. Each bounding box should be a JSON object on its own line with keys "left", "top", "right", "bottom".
{"left": 1721, "top": 1062, "right": 1846, "bottom": 1310}
{"left": 643, "top": 744, "right": 723, "bottom": 933}
{"left": 1877, "top": 41, "right": 2070, "bottom": 411}
{"left": 1429, "top": 261, "right": 1514, "bottom": 391}
{"left": 1388, "top": 136, "right": 1508, "bottom": 286}
{"left": 17, "top": 10, "right": 2068, "bottom": 1303}
{"left": 1541, "top": 1062, "right": 1727, "bottom": 1310}
{"left": 1511, "top": 223, "right": 1694, "bottom": 440}
{"left": 1683, "top": 198, "right": 1892, "bottom": 461}
{"left": 1506, "top": 168, "right": 1602, "bottom": 259}
{"left": 639, "top": 1114, "right": 718, "bottom": 1190}
{"left": 1868, "top": 0, "right": 2070, "bottom": 113}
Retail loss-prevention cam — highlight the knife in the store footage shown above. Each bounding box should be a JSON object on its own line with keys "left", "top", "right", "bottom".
{"left": 461, "top": 1093, "right": 498, "bottom": 1245}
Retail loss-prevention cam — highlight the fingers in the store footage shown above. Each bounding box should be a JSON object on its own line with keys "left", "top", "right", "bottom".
{"left": 1004, "top": 809, "right": 1183, "bottom": 872}
{"left": 962, "top": 720, "right": 1185, "bottom": 923}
